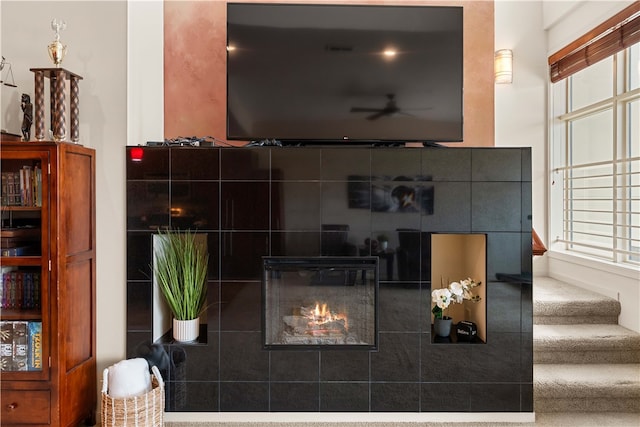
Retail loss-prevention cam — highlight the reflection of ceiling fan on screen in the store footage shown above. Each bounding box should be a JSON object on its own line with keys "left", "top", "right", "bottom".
{"left": 350, "top": 93, "right": 431, "bottom": 121}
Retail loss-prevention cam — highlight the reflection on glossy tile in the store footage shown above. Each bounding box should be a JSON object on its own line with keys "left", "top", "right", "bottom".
{"left": 270, "top": 382, "right": 319, "bottom": 411}
{"left": 421, "top": 383, "right": 470, "bottom": 411}
{"left": 126, "top": 146, "right": 534, "bottom": 413}
{"left": 321, "top": 382, "right": 370, "bottom": 412}
{"left": 171, "top": 147, "right": 219, "bottom": 180}
{"left": 271, "top": 351, "right": 319, "bottom": 381}
{"left": 219, "top": 382, "right": 268, "bottom": 411}
{"left": 371, "top": 333, "right": 420, "bottom": 382}
{"left": 271, "top": 148, "right": 321, "bottom": 180}
{"left": 220, "top": 281, "right": 261, "bottom": 332}
{"left": 371, "top": 382, "right": 420, "bottom": 411}
{"left": 127, "top": 147, "right": 169, "bottom": 180}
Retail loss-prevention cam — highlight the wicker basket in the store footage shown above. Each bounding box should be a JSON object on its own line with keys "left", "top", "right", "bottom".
{"left": 101, "top": 365, "right": 164, "bottom": 427}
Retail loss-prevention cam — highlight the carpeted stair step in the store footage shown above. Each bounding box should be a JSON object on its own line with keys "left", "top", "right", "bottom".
{"left": 534, "top": 363, "right": 640, "bottom": 413}
{"left": 533, "top": 277, "right": 621, "bottom": 325}
{"left": 534, "top": 324, "right": 640, "bottom": 364}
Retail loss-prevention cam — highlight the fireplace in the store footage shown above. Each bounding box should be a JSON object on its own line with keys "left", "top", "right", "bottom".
{"left": 262, "top": 257, "right": 378, "bottom": 349}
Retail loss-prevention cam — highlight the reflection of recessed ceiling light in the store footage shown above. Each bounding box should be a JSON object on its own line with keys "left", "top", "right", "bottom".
{"left": 383, "top": 49, "right": 397, "bottom": 57}
{"left": 226, "top": 45, "right": 236, "bottom": 52}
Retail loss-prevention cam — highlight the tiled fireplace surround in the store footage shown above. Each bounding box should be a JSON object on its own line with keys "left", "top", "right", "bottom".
{"left": 126, "top": 146, "right": 532, "bottom": 413}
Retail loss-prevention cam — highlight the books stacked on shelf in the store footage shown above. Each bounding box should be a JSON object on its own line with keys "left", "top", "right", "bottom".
{"left": 0, "top": 320, "right": 42, "bottom": 371}
{"left": 0, "top": 227, "right": 40, "bottom": 257}
{"left": 0, "top": 269, "right": 40, "bottom": 310}
{"left": 1, "top": 164, "right": 42, "bottom": 207}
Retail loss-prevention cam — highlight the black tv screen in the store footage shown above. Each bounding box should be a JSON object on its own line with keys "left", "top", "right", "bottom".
{"left": 227, "top": 3, "right": 463, "bottom": 145}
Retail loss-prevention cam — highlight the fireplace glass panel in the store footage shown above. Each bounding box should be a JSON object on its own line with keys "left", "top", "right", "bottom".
{"left": 263, "top": 257, "right": 378, "bottom": 349}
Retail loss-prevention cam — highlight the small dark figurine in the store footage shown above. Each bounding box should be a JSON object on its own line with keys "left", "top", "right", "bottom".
{"left": 21, "top": 93, "right": 33, "bottom": 141}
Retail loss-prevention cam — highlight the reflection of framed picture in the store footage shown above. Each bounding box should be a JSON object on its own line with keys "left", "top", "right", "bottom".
{"left": 348, "top": 175, "right": 434, "bottom": 214}
{"left": 145, "top": 173, "right": 191, "bottom": 200}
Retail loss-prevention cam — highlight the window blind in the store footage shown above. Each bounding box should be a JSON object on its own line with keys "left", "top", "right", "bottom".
{"left": 549, "top": 3, "right": 640, "bottom": 83}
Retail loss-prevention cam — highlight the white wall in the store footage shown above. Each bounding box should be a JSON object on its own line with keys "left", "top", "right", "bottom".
{"left": 0, "top": 0, "right": 128, "bottom": 399}
{"left": 494, "top": 0, "right": 548, "bottom": 275}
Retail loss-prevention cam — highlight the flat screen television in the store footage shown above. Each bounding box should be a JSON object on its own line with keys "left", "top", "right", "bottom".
{"left": 227, "top": 3, "right": 463, "bottom": 145}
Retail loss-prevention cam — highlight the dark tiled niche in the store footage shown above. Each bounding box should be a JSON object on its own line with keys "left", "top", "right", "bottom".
{"left": 126, "top": 146, "right": 533, "bottom": 413}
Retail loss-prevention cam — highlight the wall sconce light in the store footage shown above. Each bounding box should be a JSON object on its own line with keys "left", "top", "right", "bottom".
{"left": 494, "top": 49, "right": 513, "bottom": 84}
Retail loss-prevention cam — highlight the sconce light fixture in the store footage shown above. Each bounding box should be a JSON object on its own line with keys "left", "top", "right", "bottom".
{"left": 0, "top": 56, "right": 17, "bottom": 87}
{"left": 494, "top": 49, "right": 513, "bottom": 84}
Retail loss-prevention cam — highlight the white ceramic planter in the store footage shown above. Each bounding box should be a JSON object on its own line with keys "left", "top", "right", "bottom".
{"left": 173, "top": 318, "right": 199, "bottom": 342}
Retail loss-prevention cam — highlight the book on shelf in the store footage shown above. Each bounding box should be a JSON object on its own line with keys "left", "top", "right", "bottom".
{"left": 28, "top": 321, "right": 42, "bottom": 371}
{"left": 0, "top": 320, "right": 43, "bottom": 371}
{"left": 1, "top": 270, "right": 41, "bottom": 310}
{"left": 0, "top": 321, "right": 13, "bottom": 371}
{"left": 0, "top": 164, "right": 42, "bottom": 207}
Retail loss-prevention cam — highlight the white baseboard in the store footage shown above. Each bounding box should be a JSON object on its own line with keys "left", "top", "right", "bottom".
{"left": 164, "top": 412, "right": 536, "bottom": 424}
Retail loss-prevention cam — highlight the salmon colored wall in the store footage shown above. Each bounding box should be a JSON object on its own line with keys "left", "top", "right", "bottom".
{"left": 164, "top": 0, "right": 494, "bottom": 147}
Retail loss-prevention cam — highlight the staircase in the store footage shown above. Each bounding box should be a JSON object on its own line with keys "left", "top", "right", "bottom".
{"left": 533, "top": 276, "right": 640, "bottom": 413}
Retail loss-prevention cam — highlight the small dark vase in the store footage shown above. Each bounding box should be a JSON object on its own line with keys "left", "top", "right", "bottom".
{"left": 434, "top": 316, "right": 453, "bottom": 338}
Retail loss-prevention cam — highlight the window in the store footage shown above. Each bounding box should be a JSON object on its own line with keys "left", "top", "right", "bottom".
{"left": 550, "top": 42, "right": 639, "bottom": 266}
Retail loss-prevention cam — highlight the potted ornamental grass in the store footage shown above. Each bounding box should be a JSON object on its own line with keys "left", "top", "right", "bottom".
{"left": 153, "top": 228, "right": 208, "bottom": 342}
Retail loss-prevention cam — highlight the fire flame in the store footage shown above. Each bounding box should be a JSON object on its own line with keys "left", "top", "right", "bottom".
{"left": 306, "top": 302, "right": 348, "bottom": 333}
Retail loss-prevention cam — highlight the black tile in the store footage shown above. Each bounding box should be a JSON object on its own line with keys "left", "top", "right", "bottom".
{"left": 521, "top": 283, "right": 533, "bottom": 333}
{"left": 471, "top": 182, "right": 522, "bottom": 232}
{"left": 371, "top": 333, "right": 420, "bottom": 382}
{"left": 273, "top": 182, "right": 321, "bottom": 230}
{"left": 521, "top": 382, "right": 534, "bottom": 411}
{"left": 472, "top": 149, "right": 522, "bottom": 182}
{"left": 220, "top": 332, "right": 269, "bottom": 381}
{"left": 421, "top": 339, "right": 472, "bottom": 382}
{"left": 127, "top": 147, "right": 169, "bottom": 180}
{"left": 221, "top": 182, "right": 270, "bottom": 230}
{"left": 166, "top": 380, "right": 218, "bottom": 412}
{"left": 486, "top": 282, "right": 522, "bottom": 333}
{"left": 371, "top": 148, "right": 422, "bottom": 179}
{"left": 422, "top": 148, "right": 472, "bottom": 182}
{"left": 270, "top": 382, "right": 319, "bottom": 411}
{"left": 204, "top": 281, "right": 220, "bottom": 328}
{"left": 127, "top": 281, "right": 152, "bottom": 330}
{"left": 220, "top": 382, "right": 269, "bottom": 411}
{"left": 221, "top": 148, "right": 270, "bottom": 180}
{"left": 320, "top": 350, "right": 370, "bottom": 381}
{"left": 171, "top": 182, "right": 219, "bottom": 230}
{"left": 220, "top": 232, "right": 268, "bottom": 280}
{"left": 220, "top": 281, "right": 262, "bottom": 332}
{"left": 378, "top": 285, "right": 421, "bottom": 332}
{"left": 470, "top": 383, "right": 521, "bottom": 412}
{"left": 469, "top": 333, "right": 521, "bottom": 382}
{"left": 171, "top": 147, "right": 219, "bottom": 180}
{"left": 132, "top": 341, "right": 171, "bottom": 381}
{"left": 127, "top": 232, "right": 152, "bottom": 280}
{"left": 521, "top": 148, "right": 532, "bottom": 182}
{"left": 371, "top": 382, "right": 419, "bottom": 412}
{"left": 521, "top": 333, "right": 533, "bottom": 383}
{"left": 127, "top": 181, "right": 169, "bottom": 230}
{"left": 321, "top": 182, "right": 371, "bottom": 235}
{"left": 168, "top": 332, "right": 219, "bottom": 381}
{"left": 321, "top": 148, "right": 371, "bottom": 180}
{"left": 271, "top": 148, "right": 321, "bottom": 180}
{"left": 486, "top": 232, "right": 523, "bottom": 281}
{"left": 271, "top": 351, "right": 319, "bottom": 381}
{"left": 521, "top": 182, "right": 532, "bottom": 232}
{"left": 271, "top": 232, "right": 321, "bottom": 257}
{"left": 421, "top": 182, "right": 471, "bottom": 232}
{"left": 320, "top": 382, "right": 370, "bottom": 412}
{"left": 421, "top": 383, "right": 470, "bottom": 412}
{"left": 126, "top": 331, "right": 153, "bottom": 359}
